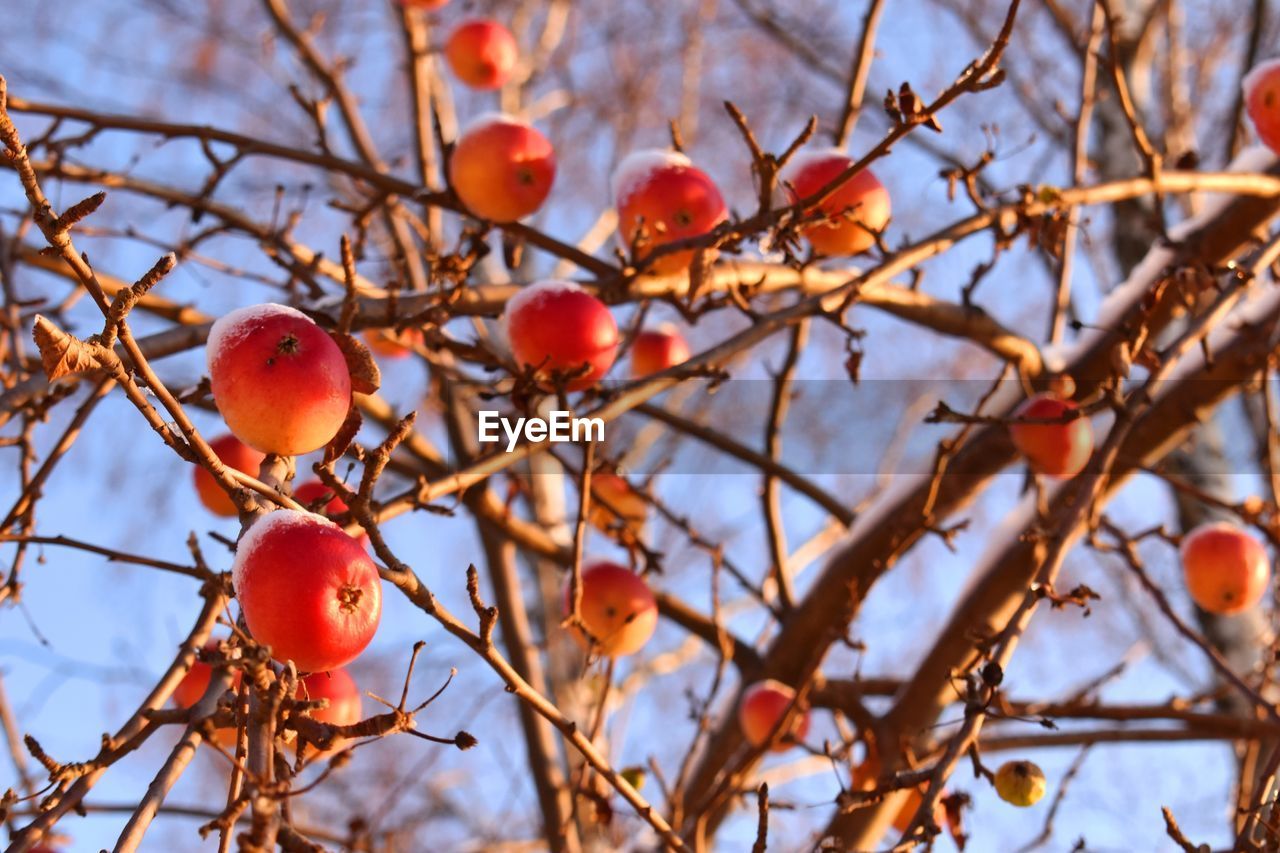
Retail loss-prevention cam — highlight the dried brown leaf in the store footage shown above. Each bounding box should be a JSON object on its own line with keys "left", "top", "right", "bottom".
{"left": 31, "top": 315, "right": 99, "bottom": 381}
{"left": 330, "top": 331, "right": 381, "bottom": 395}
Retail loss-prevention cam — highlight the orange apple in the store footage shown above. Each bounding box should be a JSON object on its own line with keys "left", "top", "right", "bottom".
{"left": 294, "top": 667, "right": 362, "bottom": 757}
{"left": 449, "top": 113, "right": 555, "bottom": 223}
{"left": 587, "top": 472, "right": 648, "bottom": 534}
{"left": 1244, "top": 59, "right": 1280, "bottom": 154}
{"left": 851, "top": 754, "right": 946, "bottom": 832}
{"left": 780, "top": 148, "right": 890, "bottom": 256}
{"left": 194, "top": 434, "right": 265, "bottom": 517}
{"left": 445, "top": 19, "right": 518, "bottom": 90}
{"left": 173, "top": 641, "right": 242, "bottom": 746}
{"left": 504, "top": 281, "right": 618, "bottom": 391}
{"left": 363, "top": 327, "right": 423, "bottom": 360}
{"left": 207, "top": 304, "right": 352, "bottom": 456}
{"left": 1181, "top": 521, "right": 1271, "bottom": 614}
{"left": 563, "top": 561, "right": 658, "bottom": 657}
{"left": 1008, "top": 393, "right": 1093, "bottom": 479}
{"left": 401, "top": 0, "right": 449, "bottom": 8}
{"left": 630, "top": 325, "right": 690, "bottom": 378}
{"left": 738, "top": 679, "right": 810, "bottom": 752}
{"left": 612, "top": 149, "right": 727, "bottom": 275}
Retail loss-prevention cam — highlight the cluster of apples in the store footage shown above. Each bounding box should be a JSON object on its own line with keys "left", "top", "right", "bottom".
{"left": 183, "top": 304, "right": 381, "bottom": 738}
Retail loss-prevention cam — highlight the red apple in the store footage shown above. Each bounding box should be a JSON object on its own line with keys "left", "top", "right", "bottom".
{"left": 207, "top": 304, "right": 352, "bottom": 456}
{"left": 1244, "top": 59, "right": 1280, "bottom": 154}
{"left": 613, "top": 149, "right": 727, "bottom": 275}
{"left": 194, "top": 434, "right": 265, "bottom": 517}
{"left": 445, "top": 19, "right": 518, "bottom": 90}
{"left": 294, "top": 667, "right": 362, "bottom": 757}
{"left": 629, "top": 325, "right": 690, "bottom": 378}
{"left": 564, "top": 561, "right": 658, "bottom": 657}
{"left": 363, "top": 327, "right": 423, "bottom": 360}
{"left": 449, "top": 113, "right": 556, "bottom": 223}
{"left": 504, "top": 281, "right": 618, "bottom": 390}
{"left": 173, "top": 641, "right": 242, "bottom": 746}
{"left": 1181, "top": 521, "right": 1271, "bottom": 615}
{"left": 587, "top": 472, "right": 648, "bottom": 534}
{"left": 780, "top": 148, "right": 890, "bottom": 256}
{"left": 738, "top": 679, "right": 810, "bottom": 752}
{"left": 233, "top": 510, "right": 382, "bottom": 672}
{"left": 401, "top": 0, "right": 449, "bottom": 8}
{"left": 1008, "top": 393, "right": 1093, "bottom": 479}
{"left": 293, "top": 480, "right": 370, "bottom": 549}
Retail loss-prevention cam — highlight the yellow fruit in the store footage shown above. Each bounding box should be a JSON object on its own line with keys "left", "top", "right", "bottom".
{"left": 994, "top": 760, "right": 1046, "bottom": 807}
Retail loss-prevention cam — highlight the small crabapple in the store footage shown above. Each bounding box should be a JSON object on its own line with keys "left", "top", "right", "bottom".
{"left": 737, "top": 679, "right": 810, "bottom": 752}
{"left": 630, "top": 325, "right": 690, "bottom": 378}
{"left": 445, "top": 19, "right": 518, "bottom": 89}
{"left": 994, "top": 760, "right": 1046, "bottom": 807}
{"left": 1181, "top": 521, "right": 1271, "bottom": 615}
{"left": 233, "top": 510, "right": 382, "bottom": 673}
{"left": 564, "top": 561, "right": 658, "bottom": 657}
{"left": 1244, "top": 59, "right": 1280, "bottom": 154}
{"left": 587, "top": 472, "right": 648, "bottom": 535}
{"left": 449, "top": 114, "right": 555, "bottom": 223}
{"left": 207, "top": 304, "right": 352, "bottom": 456}
{"left": 613, "top": 150, "right": 727, "bottom": 275}
{"left": 1008, "top": 393, "right": 1093, "bottom": 479}
{"left": 504, "top": 281, "right": 618, "bottom": 391}
{"left": 193, "top": 434, "right": 265, "bottom": 517}
{"left": 780, "top": 148, "right": 890, "bottom": 256}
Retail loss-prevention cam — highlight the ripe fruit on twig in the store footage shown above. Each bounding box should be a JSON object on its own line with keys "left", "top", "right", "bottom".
{"left": 994, "top": 759, "right": 1046, "bottom": 807}
{"left": 1181, "top": 521, "right": 1271, "bottom": 615}
{"left": 587, "top": 473, "right": 648, "bottom": 535}
{"left": 504, "top": 281, "right": 618, "bottom": 391}
{"left": 737, "top": 679, "right": 810, "bottom": 752}
{"left": 850, "top": 754, "right": 946, "bottom": 832}
{"left": 401, "top": 0, "right": 449, "bottom": 9}
{"left": 780, "top": 148, "right": 890, "bottom": 256}
{"left": 1008, "top": 393, "right": 1093, "bottom": 479}
{"left": 629, "top": 325, "right": 690, "bottom": 378}
{"left": 1244, "top": 59, "right": 1280, "bottom": 154}
{"left": 294, "top": 480, "right": 370, "bottom": 549}
{"left": 449, "top": 114, "right": 555, "bottom": 223}
{"left": 613, "top": 150, "right": 727, "bottom": 275}
{"left": 445, "top": 19, "right": 518, "bottom": 89}
{"left": 363, "top": 327, "right": 423, "bottom": 361}
{"left": 207, "top": 304, "right": 352, "bottom": 456}
{"left": 234, "top": 510, "right": 382, "bottom": 672}
{"left": 294, "top": 668, "right": 362, "bottom": 756}
{"left": 193, "top": 434, "right": 264, "bottom": 517}
{"left": 172, "top": 641, "right": 242, "bottom": 745}
{"left": 564, "top": 561, "right": 658, "bottom": 657}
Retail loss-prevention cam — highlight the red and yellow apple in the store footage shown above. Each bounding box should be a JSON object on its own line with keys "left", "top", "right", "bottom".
{"left": 564, "top": 561, "right": 658, "bottom": 657}
{"left": 1244, "top": 59, "right": 1280, "bottom": 154}
{"left": 1008, "top": 393, "right": 1093, "bottom": 479}
{"left": 207, "top": 304, "right": 352, "bottom": 456}
{"left": 233, "top": 510, "right": 382, "bottom": 672}
{"left": 401, "top": 0, "right": 449, "bottom": 9}
{"left": 504, "top": 281, "right": 618, "bottom": 390}
{"left": 194, "top": 434, "right": 265, "bottom": 517}
{"left": 293, "top": 480, "right": 370, "bottom": 549}
{"left": 294, "top": 667, "right": 362, "bottom": 757}
{"left": 780, "top": 149, "right": 890, "bottom": 256}
{"left": 738, "top": 679, "right": 810, "bottom": 752}
{"left": 587, "top": 472, "right": 648, "bottom": 534}
{"left": 449, "top": 114, "right": 555, "bottom": 223}
{"left": 630, "top": 325, "right": 690, "bottom": 378}
{"left": 613, "top": 150, "right": 727, "bottom": 274}
{"left": 363, "top": 327, "right": 423, "bottom": 360}
{"left": 173, "top": 641, "right": 242, "bottom": 746}
{"left": 445, "top": 19, "right": 518, "bottom": 90}
{"left": 1181, "top": 521, "right": 1271, "bottom": 614}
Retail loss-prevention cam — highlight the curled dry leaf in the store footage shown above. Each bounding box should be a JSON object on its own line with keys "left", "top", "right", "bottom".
{"left": 330, "top": 330, "right": 382, "bottom": 395}
{"left": 323, "top": 405, "right": 363, "bottom": 465}
{"left": 31, "top": 315, "right": 100, "bottom": 381}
